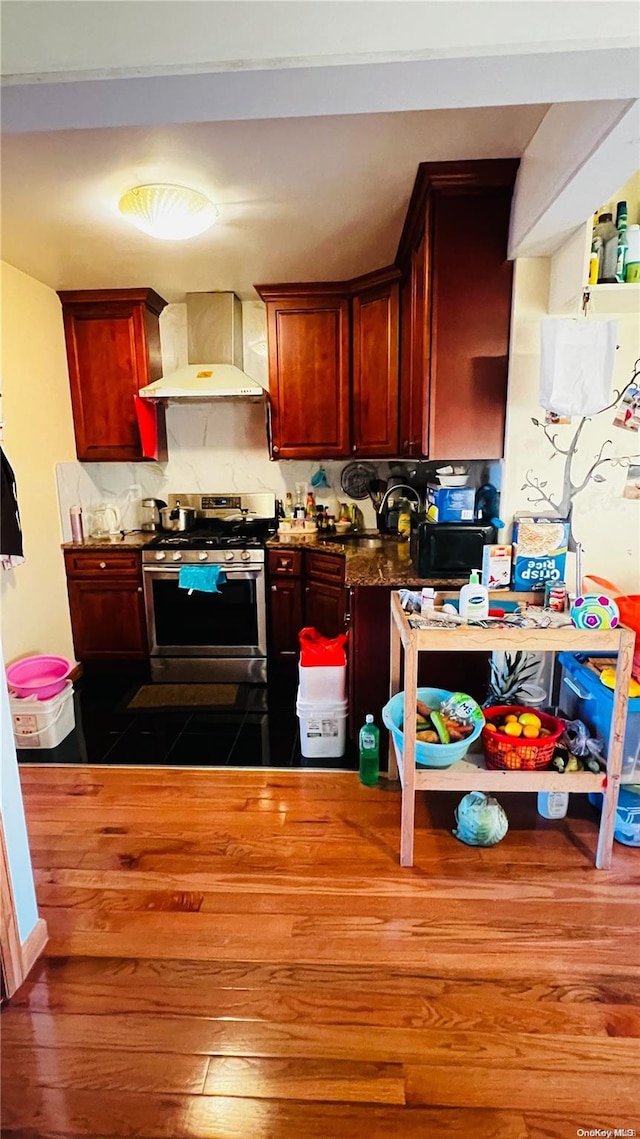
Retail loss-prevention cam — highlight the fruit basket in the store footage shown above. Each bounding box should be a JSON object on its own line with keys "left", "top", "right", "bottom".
{"left": 482, "top": 705, "right": 564, "bottom": 771}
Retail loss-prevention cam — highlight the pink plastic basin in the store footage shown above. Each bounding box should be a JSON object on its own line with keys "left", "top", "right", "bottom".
{"left": 6, "top": 655, "right": 72, "bottom": 700}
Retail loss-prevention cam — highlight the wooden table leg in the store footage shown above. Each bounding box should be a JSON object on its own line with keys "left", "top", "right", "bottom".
{"left": 388, "top": 605, "right": 401, "bottom": 781}
{"left": 400, "top": 630, "right": 418, "bottom": 867}
{"left": 596, "top": 627, "right": 634, "bottom": 869}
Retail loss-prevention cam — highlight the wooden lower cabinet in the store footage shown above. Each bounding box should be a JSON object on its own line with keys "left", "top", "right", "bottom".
{"left": 267, "top": 548, "right": 346, "bottom": 667}
{"left": 268, "top": 577, "right": 304, "bottom": 662}
{"left": 304, "top": 578, "right": 346, "bottom": 640}
{"left": 64, "top": 551, "right": 148, "bottom": 662}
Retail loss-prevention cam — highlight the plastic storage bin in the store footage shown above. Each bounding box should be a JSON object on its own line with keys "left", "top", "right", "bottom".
{"left": 6, "top": 654, "right": 72, "bottom": 700}
{"left": 589, "top": 785, "right": 640, "bottom": 847}
{"left": 298, "top": 663, "right": 346, "bottom": 703}
{"left": 11, "top": 680, "right": 74, "bottom": 749}
{"left": 382, "top": 687, "right": 484, "bottom": 769}
{"left": 558, "top": 652, "right": 640, "bottom": 779}
{"left": 296, "top": 691, "right": 348, "bottom": 759}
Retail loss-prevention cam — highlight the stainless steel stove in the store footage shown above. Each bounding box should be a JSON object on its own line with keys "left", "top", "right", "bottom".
{"left": 142, "top": 492, "right": 275, "bottom": 682}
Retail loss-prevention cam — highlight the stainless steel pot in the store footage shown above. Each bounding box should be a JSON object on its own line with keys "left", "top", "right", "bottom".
{"left": 159, "top": 504, "right": 197, "bottom": 532}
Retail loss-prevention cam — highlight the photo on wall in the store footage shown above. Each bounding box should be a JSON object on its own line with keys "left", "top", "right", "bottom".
{"left": 623, "top": 464, "right": 640, "bottom": 500}
{"left": 613, "top": 384, "right": 640, "bottom": 433}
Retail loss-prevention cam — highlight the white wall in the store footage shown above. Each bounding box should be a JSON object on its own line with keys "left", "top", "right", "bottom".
{"left": 0, "top": 262, "right": 76, "bottom": 663}
{"left": 0, "top": 648, "right": 39, "bottom": 943}
{"left": 502, "top": 258, "right": 640, "bottom": 593}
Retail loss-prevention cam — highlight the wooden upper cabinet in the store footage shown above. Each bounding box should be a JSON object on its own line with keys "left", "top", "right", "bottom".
{"left": 351, "top": 269, "right": 400, "bottom": 457}
{"left": 397, "top": 159, "right": 518, "bottom": 460}
{"left": 399, "top": 228, "right": 429, "bottom": 458}
{"left": 256, "top": 286, "right": 350, "bottom": 459}
{"left": 58, "top": 288, "right": 167, "bottom": 462}
{"left": 257, "top": 273, "right": 400, "bottom": 460}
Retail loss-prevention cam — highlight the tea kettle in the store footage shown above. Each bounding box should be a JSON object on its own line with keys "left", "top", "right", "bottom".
{"left": 90, "top": 503, "right": 121, "bottom": 538}
{"left": 140, "top": 498, "right": 167, "bottom": 532}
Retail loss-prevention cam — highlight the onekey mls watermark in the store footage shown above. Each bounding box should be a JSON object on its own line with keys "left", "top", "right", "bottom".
{"left": 576, "top": 1130, "right": 637, "bottom": 1138}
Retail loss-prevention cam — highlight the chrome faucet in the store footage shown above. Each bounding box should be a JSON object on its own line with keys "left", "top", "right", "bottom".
{"left": 377, "top": 483, "right": 423, "bottom": 518}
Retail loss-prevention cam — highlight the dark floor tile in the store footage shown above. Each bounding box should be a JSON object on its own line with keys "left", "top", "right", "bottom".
{"left": 227, "top": 719, "right": 273, "bottom": 766}
{"left": 165, "top": 724, "right": 241, "bottom": 767}
{"left": 186, "top": 710, "right": 246, "bottom": 731}
{"left": 100, "top": 723, "right": 185, "bottom": 765}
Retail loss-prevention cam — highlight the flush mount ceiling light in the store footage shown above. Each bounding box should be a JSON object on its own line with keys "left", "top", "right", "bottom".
{"left": 118, "top": 183, "right": 218, "bottom": 240}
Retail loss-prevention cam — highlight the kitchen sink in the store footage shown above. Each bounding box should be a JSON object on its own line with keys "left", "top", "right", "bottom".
{"left": 321, "top": 534, "right": 395, "bottom": 550}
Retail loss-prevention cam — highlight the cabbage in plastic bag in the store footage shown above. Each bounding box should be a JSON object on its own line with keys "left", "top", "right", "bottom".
{"left": 453, "top": 791, "right": 508, "bottom": 847}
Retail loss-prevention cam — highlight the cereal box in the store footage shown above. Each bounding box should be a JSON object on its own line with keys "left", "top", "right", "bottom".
{"left": 512, "top": 514, "right": 570, "bottom": 592}
{"left": 481, "top": 544, "right": 512, "bottom": 590}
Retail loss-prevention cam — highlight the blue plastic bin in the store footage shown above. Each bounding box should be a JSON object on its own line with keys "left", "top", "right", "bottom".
{"left": 588, "top": 785, "right": 640, "bottom": 847}
{"left": 558, "top": 652, "right": 640, "bottom": 780}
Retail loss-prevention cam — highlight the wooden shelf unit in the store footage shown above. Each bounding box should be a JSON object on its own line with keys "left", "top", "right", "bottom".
{"left": 388, "top": 590, "right": 636, "bottom": 869}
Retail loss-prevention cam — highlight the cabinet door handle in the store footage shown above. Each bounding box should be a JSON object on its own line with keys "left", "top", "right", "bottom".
{"left": 402, "top": 439, "right": 409, "bottom": 450}
{"left": 272, "top": 444, "right": 280, "bottom": 455}
{"left": 352, "top": 445, "right": 357, "bottom": 453}
{"left": 271, "top": 585, "right": 277, "bottom": 592}
{"left": 99, "top": 561, "right": 106, "bottom": 569}
{"left": 137, "top": 586, "right": 142, "bottom": 593}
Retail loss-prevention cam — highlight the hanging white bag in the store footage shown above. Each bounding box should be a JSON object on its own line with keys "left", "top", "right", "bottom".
{"left": 540, "top": 318, "right": 617, "bottom": 417}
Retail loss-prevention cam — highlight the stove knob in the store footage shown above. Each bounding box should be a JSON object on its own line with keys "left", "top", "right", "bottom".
{"left": 172, "top": 552, "right": 183, "bottom": 562}
{"left": 198, "top": 552, "right": 208, "bottom": 562}
{"left": 224, "top": 551, "right": 235, "bottom": 562}
{"left": 154, "top": 551, "right": 166, "bottom": 561}
{"left": 240, "top": 549, "right": 251, "bottom": 561}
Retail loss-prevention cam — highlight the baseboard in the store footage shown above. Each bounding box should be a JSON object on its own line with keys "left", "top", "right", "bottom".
{"left": 20, "top": 918, "right": 48, "bottom": 979}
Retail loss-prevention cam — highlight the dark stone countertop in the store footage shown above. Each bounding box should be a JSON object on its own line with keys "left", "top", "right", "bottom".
{"left": 266, "top": 532, "right": 467, "bottom": 589}
{"left": 62, "top": 532, "right": 156, "bottom": 552}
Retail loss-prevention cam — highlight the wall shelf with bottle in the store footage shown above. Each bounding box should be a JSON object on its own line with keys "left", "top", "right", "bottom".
{"left": 549, "top": 171, "right": 640, "bottom": 316}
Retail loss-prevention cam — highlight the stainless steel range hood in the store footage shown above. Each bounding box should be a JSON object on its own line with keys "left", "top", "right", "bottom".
{"left": 139, "top": 292, "right": 265, "bottom": 401}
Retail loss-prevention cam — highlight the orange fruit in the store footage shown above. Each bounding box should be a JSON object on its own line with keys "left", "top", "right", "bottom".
{"left": 484, "top": 723, "right": 498, "bottom": 733}
{"left": 519, "top": 712, "right": 542, "bottom": 729}
{"left": 505, "top": 714, "right": 518, "bottom": 723}
{"left": 522, "top": 725, "right": 539, "bottom": 739}
{"left": 504, "top": 721, "right": 523, "bottom": 737}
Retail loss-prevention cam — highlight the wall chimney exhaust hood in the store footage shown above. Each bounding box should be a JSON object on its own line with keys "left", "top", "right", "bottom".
{"left": 138, "top": 292, "right": 265, "bottom": 401}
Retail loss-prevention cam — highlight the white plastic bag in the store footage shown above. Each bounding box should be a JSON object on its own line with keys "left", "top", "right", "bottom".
{"left": 540, "top": 318, "right": 617, "bottom": 417}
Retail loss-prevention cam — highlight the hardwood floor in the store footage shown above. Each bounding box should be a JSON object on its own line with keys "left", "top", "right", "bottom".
{"left": 3, "top": 766, "right": 639, "bottom": 1138}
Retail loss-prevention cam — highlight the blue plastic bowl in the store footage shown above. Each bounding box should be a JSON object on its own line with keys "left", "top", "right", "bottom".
{"left": 382, "top": 686, "right": 484, "bottom": 768}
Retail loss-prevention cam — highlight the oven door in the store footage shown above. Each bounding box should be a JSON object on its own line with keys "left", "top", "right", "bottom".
{"left": 143, "top": 566, "right": 267, "bottom": 658}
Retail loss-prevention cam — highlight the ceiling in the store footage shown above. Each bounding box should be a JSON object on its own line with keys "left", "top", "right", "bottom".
{"left": 0, "top": 104, "right": 547, "bottom": 302}
{"left": 2, "top": 2, "right": 636, "bottom": 301}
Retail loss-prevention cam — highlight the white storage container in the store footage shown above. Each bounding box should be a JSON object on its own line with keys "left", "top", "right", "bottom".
{"left": 296, "top": 690, "right": 348, "bottom": 759}
{"left": 298, "top": 663, "right": 346, "bottom": 703}
{"left": 11, "top": 680, "right": 75, "bottom": 749}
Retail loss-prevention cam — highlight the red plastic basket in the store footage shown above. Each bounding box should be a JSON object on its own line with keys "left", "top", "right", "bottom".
{"left": 482, "top": 705, "right": 563, "bottom": 771}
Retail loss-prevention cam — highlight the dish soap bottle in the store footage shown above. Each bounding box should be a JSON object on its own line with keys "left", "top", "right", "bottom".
{"left": 537, "top": 792, "right": 569, "bottom": 819}
{"left": 459, "top": 569, "right": 489, "bottom": 621}
{"left": 359, "top": 715, "right": 380, "bottom": 787}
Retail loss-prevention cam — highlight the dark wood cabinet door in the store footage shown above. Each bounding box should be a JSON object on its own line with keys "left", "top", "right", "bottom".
{"left": 259, "top": 290, "right": 350, "bottom": 459}
{"left": 59, "top": 288, "right": 166, "bottom": 462}
{"left": 67, "top": 578, "right": 148, "bottom": 661}
{"left": 399, "top": 229, "right": 429, "bottom": 458}
{"left": 268, "top": 578, "right": 303, "bottom": 662}
{"left": 352, "top": 276, "right": 400, "bottom": 457}
{"left": 427, "top": 184, "right": 514, "bottom": 460}
{"left": 304, "top": 579, "right": 346, "bottom": 640}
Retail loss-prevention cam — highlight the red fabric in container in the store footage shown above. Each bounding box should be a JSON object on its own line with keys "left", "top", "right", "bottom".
{"left": 299, "top": 627, "right": 348, "bottom": 667}
{"left": 134, "top": 395, "right": 161, "bottom": 461}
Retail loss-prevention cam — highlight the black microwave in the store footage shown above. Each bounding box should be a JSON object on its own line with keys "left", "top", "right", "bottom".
{"left": 410, "top": 520, "right": 497, "bottom": 578}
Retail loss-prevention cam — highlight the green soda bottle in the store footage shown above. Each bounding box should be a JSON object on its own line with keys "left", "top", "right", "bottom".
{"left": 359, "top": 714, "right": 380, "bottom": 786}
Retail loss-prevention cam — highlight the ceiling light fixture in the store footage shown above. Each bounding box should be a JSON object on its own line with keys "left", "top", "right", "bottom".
{"left": 118, "top": 183, "right": 218, "bottom": 240}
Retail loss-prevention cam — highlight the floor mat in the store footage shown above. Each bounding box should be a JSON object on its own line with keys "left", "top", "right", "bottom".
{"left": 127, "top": 683, "right": 240, "bottom": 710}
